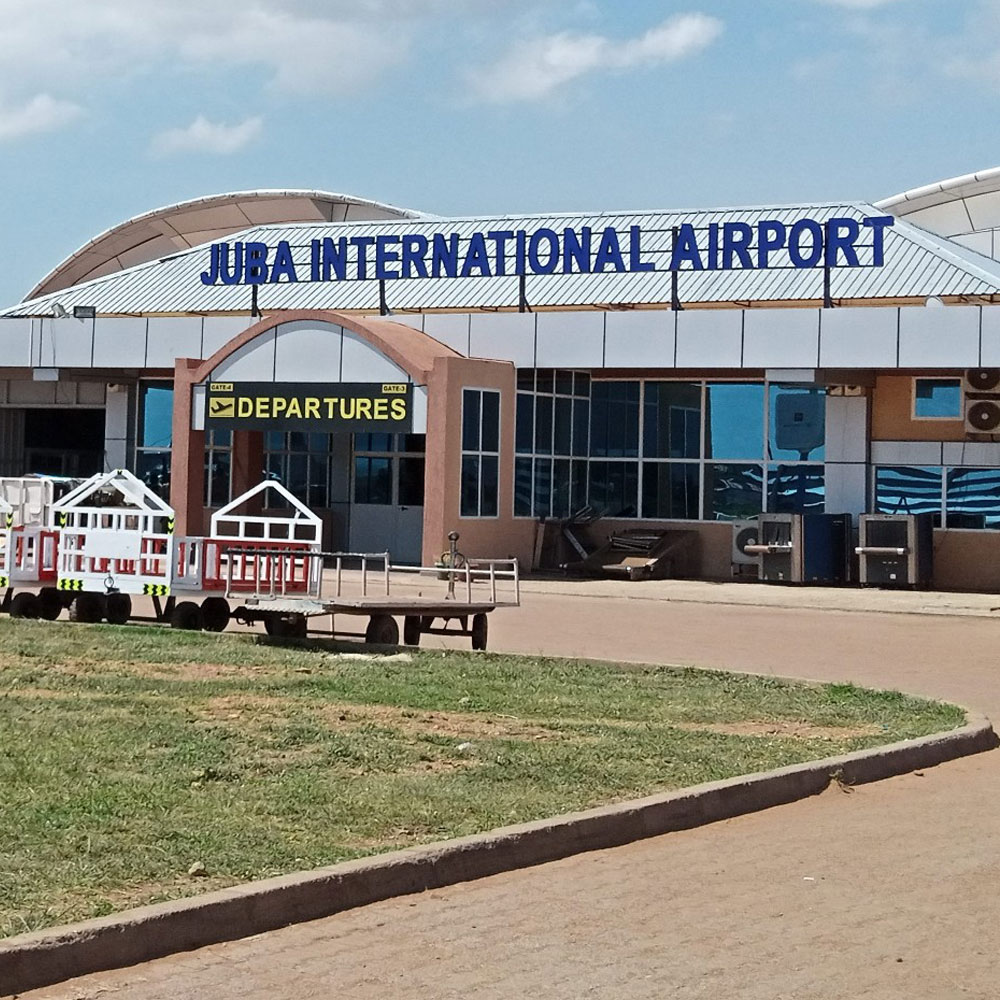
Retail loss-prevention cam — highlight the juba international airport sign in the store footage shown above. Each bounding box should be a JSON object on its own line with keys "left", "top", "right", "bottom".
{"left": 205, "top": 382, "right": 412, "bottom": 432}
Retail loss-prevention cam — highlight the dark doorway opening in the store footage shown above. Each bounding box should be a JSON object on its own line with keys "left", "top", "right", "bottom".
{"left": 23, "top": 409, "right": 105, "bottom": 477}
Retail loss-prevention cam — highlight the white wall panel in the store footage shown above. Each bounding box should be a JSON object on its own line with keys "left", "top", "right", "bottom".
{"left": 942, "top": 441, "right": 1000, "bottom": 466}
{"left": 212, "top": 328, "right": 276, "bottom": 381}
{"left": 870, "top": 440, "right": 944, "bottom": 465}
{"left": 191, "top": 384, "right": 206, "bottom": 430}
{"left": 341, "top": 330, "right": 410, "bottom": 383}
{"left": 0, "top": 320, "right": 33, "bottom": 367}
{"left": 952, "top": 232, "right": 994, "bottom": 257}
{"left": 824, "top": 463, "right": 867, "bottom": 520}
{"left": 39, "top": 318, "right": 92, "bottom": 368}
{"left": 273, "top": 321, "right": 342, "bottom": 382}
{"left": 905, "top": 202, "right": 972, "bottom": 236}
{"left": 819, "top": 307, "right": 898, "bottom": 368}
{"left": 535, "top": 312, "right": 604, "bottom": 367}
{"left": 979, "top": 306, "right": 1000, "bottom": 366}
{"left": 675, "top": 309, "right": 740, "bottom": 367}
{"left": 898, "top": 305, "right": 980, "bottom": 367}
{"left": 825, "top": 394, "right": 868, "bottom": 463}
{"left": 202, "top": 317, "right": 252, "bottom": 359}
{"left": 605, "top": 310, "right": 674, "bottom": 367}
{"left": 964, "top": 193, "right": 1000, "bottom": 232}
{"left": 421, "top": 314, "right": 471, "bottom": 356}
{"left": 93, "top": 318, "right": 147, "bottom": 368}
{"left": 104, "top": 385, "right": 130, "bottom": 469}
{"left": 146, "top": 317, "right": 204, "bottom": 367}
{"left": 411, "top": 386, "right": 428, "bottom": 434}
{"left": 8, "top": 380, "right": 57, "bottom": 405}
{"left": 469, "top": 313, "right": 535, "bottom": 366}
{"left": 742, "top": 309, "right": 819, "bottom": 368}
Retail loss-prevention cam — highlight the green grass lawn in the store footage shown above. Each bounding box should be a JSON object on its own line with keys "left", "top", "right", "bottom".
{"left": 0, "top": 619, "right": 964, "bottom": 937}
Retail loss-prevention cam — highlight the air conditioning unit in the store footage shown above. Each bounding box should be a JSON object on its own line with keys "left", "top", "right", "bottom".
{"left": 963, "top": 369, "right": 1000, "bottom": 394}
{"left": 966, "top": 396, "right": 1000, "bottom": 433}
{"left": 731, "top": 519, "right": 759, "bottom": 567}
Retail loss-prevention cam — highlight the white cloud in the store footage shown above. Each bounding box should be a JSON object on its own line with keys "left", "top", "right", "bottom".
{"left": 150, "top": 115, "right": 263, "bottom": 158}
{"left": 0, "top": 94, "right": 82, "bottom": 141}
{"left": 469, "top": 13, "right": 723, "bottom": 103}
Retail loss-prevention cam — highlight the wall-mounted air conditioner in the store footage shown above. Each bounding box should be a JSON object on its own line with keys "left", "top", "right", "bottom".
{"left": 962, "top": 369, "right": 1000, "bottom": 394}
{"left": 731, "top": 519, "right": 759, "bottom": 567}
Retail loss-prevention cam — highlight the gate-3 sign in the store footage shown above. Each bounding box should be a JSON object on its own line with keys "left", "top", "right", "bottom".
{"left": 204, "top": 382, "right": 413, "bottom": 432}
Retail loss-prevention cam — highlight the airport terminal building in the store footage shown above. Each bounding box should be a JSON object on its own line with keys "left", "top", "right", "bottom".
{"left": 5, "top": 171, "right": 1000, "bottom": 589}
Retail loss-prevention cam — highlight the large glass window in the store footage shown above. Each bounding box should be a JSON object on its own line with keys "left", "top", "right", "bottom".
{"left": 352, "top": 433, "right": 426, "bottom": 508}
{"left": 914, "top": 379, "right": 962, "bottom": 419}
{"left": 266, "top": 432, "right": 332, "bottom": 508}
{"left": 204, "top": 429, "right": 232, "bottom": 507}
{"left": 588, "top": 461, "right": 639, "bottom": 517}
{"left": 873, "top": 466, "right": 943, "bottom": 522}
{"left": 767, "top": 464, "right": 825, "bottom": 513}
{"left": 704, "top": 464, "right": 764, "bottom": 520}
{"left": 643, "top": 382, "right": 701, "bottom": 459}
{"left": 705, "top": 383, "right": 765, "bottom": 461}
{"left": 946, "top": 468, "right": 1000, "bottom": 529}
{"left": 136, "top": 381, "right": 173, "bottom": 500}
{"left": 461, "top": 389, "right": 500, "bottom": 517}
{"left": 641, "top": 462, "right": 699, "bottom": 519}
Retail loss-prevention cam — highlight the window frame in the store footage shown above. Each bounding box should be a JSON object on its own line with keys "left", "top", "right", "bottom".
{"left": 911, "top": 377, "right": 963, "bottom": 421}
{"left": 460, "top": 388, "right": 501, "bottom": 519}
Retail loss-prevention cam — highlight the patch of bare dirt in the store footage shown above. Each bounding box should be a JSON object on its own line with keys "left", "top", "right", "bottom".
{"left": 672, "top": 720, "right": 880, "bottom": 740}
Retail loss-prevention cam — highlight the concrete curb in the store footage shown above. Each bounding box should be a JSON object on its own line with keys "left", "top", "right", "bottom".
{"left": 2, "top": 716, "right": 995, "bottom": 996}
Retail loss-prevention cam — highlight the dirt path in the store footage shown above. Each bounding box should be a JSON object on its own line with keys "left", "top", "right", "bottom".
{"left": 12, "top": 593, "right": 1000, "bottom": 1000}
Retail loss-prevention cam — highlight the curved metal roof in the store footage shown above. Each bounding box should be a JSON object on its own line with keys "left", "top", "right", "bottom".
{"left": 877, "top": 167, "right": 1000, "bottom": 256}
{"left": 27, "top": 189, "right": 428, "bottom": 300}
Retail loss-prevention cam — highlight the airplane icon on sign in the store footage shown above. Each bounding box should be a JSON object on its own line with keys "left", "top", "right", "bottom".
{"left": 209, "top": 398, "right": 236, "bottom": 418}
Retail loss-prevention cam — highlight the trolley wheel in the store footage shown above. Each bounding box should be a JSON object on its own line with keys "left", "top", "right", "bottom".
{"left": 37, "top": 588, "right": 63, "bottom": 621}
{"left": 263, "top": 613, "right": 307, "bottom": 639}
{"left": 170, "top": 600, "right": 203, "bottom": 631}
{"left": 365, "top": 614, "right": 399, "bottom": 646}
{"left": 200, "top": 597, "right": 231, "bottom": 633}
{"left": 69, "top": 592, "right": 104, "bottom": 624}
{"left": 10, "top": 592, "right": 40, "bottom": 619}
{"left": 471, "top": 613, "right": 488, "bottom": 651}
{"left": 403, "top": 615, "right": 422, "bottom": 646}
{"left": 105, "top": 593, "right": 132, "bottom": 625}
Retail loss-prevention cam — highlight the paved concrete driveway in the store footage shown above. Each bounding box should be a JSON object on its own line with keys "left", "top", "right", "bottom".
{"left": 13, "top": 586, "right": 1000, "bottom": 1000}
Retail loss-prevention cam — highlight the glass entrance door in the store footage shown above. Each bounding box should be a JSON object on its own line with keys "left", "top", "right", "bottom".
{"left": 348, "top": 433, "right": 425, "bottom": 564}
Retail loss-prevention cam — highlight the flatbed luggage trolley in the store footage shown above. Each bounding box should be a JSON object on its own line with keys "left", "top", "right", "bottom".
{"left": 51, "top": 469, "right": 175, "bottom": 624}
{"left": 225, "top": 546, "right": 521, "bottom": 649}
{"left": 170, "top": 480, "right": 323, "bottom": 632}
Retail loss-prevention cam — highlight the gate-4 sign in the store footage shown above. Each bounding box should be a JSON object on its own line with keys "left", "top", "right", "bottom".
{"left": 204, "top": 381, "right": 413, "bottom": 432}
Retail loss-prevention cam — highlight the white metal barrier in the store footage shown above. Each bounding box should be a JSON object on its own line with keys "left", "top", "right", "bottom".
{"left": 0, "top": 496, "right": 11, "bottom": 588}
{"left": 52, "top": 469, "right": 175, "bottom": 597}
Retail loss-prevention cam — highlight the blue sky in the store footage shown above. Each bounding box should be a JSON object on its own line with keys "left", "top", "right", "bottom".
{"left": 0, "top": 0, "right": 998, "bottom": 306}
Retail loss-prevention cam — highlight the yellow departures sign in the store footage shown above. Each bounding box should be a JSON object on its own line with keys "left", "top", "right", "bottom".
{"left": 204, "top": 382, "right": 413, "bottom": 432}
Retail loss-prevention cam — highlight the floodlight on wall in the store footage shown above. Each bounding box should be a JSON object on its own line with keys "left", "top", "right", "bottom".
{"left": 73, "top": 305, "right": 97, "bottom": 319}
{"left": 925, "top": 296, "right": 945, "bottom": 307}
{"left": 51, "top": 302, "right": 68, "bottom": 318}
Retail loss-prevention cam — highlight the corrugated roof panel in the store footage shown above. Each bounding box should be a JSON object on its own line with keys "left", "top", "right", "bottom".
{"left": 8, "top": 201, "right": 1000, "bottom": 317}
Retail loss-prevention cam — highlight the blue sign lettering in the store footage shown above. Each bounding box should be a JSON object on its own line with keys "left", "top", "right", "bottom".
{"left": 198, "top": 216, "right": 896, "bottom": 286}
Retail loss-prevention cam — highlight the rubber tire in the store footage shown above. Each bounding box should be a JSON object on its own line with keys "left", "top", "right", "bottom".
{"left": 264, "top": 613, "right": 307, "bottom": 639}
{"left": 365, "top": 614, "right": 399, "bottom": 646}
{"left": 171, "top": 600, "right": 203, "bottom": 631}
{"left": 69, "top": 592, "right": 104, "bottom": 624}
{"left": 105, "top": 593, "right": 132, "bottom": 625}
{"left": 403, "top": 615, "right": 422, "bottom": 646}
{"left": 200, "top": 597, "right": 231, "bottom": 633}
{"left": 37, "top": 588, "right": 63, "bottom": 621}
{"left": 471, "top": 612, "right": 488, "bottom": 651}
{"left": 10, "top": 592, "right": 40, "bottom": 619}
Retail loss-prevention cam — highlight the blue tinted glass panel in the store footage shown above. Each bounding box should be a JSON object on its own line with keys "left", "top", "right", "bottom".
{"left": 355, "top": 456, "right": 392, "bottom": 505}
{"left": 462, "top": 390, "right": 480, "bottom": 452}
{"left": 554, "top": 397, "right": 572, "bottom": 454}
{"left": 515, "top": 393, "right": 533, "bottom": 454}
{"left": 703, "top": 463, "right": 764, "bottom": 520}
{"left": 946, "top": 468, "right": 1000, "bottom": 528}
{"left": 460, "top": 455, "right": 479, "bottom": 516}
{"left": 572, "top": 399, "right": 589, "bottom": 457}
{"left": 552, "top": 458, "right": 571, "bottom": 518}
{"left": 481, "top": 391, "right": 500, "bottom": 453}
{"left": 534, "top": 395, "right": 553, "bottom": 455}
{"left": 533, "top": 457, "right": 551, "bottom": 518}
{"left": 643, "top": 382, "right": 701, "bottom": 459}
{"left": 705, "top": 384, "right": 764, "bottom": 460}
{"left": 140, "top": 384, "right": 173, "bottom": 449}
{"left": 915, "top": 379, "right": 962, "bottom": 418}
{"left": 767, "top": 464, "right": 825, "bottom": 513}
{"left": 769, "top": 385, "right": 825, "bottom": 460}
{"left": 589, "top": 382, "right": 639, "bottom": 458}
{"left": 873, "top": 466, "right": 943, "bottom": 521}
{"left": 480, "top": 456, "right": 499, "bottom": 517}
{"left": 587, "top": 461, "right": 638, "bottom": 517}
{"left": 641, "top": 462, "right": 699, "bottom": 519}
{"left": 514, "top": 457, "right": 533, "bottom": 516}
{"left": 138, "top": 450, "right": 171, "bottom": 499}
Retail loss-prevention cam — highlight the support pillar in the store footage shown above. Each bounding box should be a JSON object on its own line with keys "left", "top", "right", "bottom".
{"left": 170, "top": 358, "right": 206, "bottom": 537}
